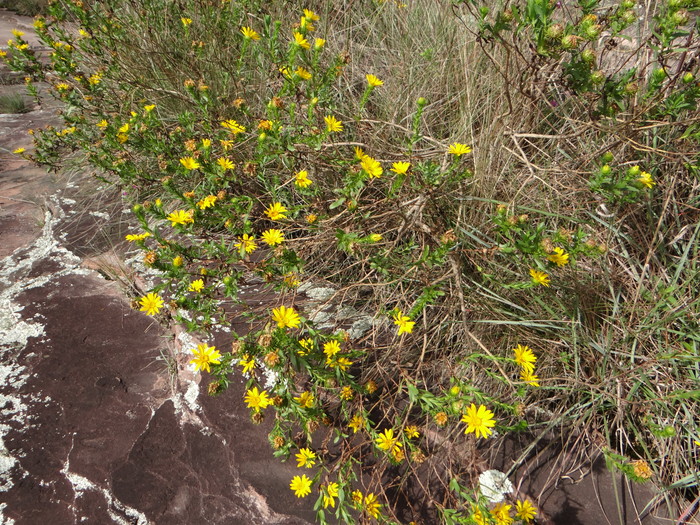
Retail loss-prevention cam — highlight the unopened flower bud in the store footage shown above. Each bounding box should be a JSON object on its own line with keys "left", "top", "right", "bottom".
{"left": 624, "top": 82, "right": 638, "bottom": 95}
{"left": 581, "top": 48, "right": 596, "bottom": 64}
{"left": 682, "top": 72, "right": 694, "bottom": 84}
{"left": 546, "top": 23, "right": 564, "bottom": 39}
{"left": 591, "top": 70, "right": 605, "bottom": 84}
{"left": 672, "top": 10, "right": 689, "bottom": 26}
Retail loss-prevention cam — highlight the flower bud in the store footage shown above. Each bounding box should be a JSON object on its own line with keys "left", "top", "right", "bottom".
{"left": 682, "top": 72, "right": 694, "bottom": 84}
{"left": 623, "top": 81, "right": 638, "bottom": 95}
{"left": 591, "top": 70, "right": 605, "bottom": 84}
{"left": 672, "top": 9, "right": 689, "bottom": 26}
{"left": 581, "top": 48, "right": 596, "bottom": 64}
{"left": 546, "top": 23, "right": 564, "bottom": 39}
{"left": 601, "top": 164, "right": 612, "bottom": 175}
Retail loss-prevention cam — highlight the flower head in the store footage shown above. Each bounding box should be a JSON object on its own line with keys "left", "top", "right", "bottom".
{"left": 188, "top": 279, "right": 204, "bottom": 292}
{"left": 295, "top": 447, "right": 316, "bottom": 468}
{"left": 520, "top": 368, "right": 540, "bottom": 387}
{"left": 491, "top": 502, "right": 513, "bottom": 525}
{"left": 239, "top": 354, "right": 255, "bottom": 375}
{"left": 376, "top": 428, "right": 402, "bottom": 454}
{"left": 461, "top": 404, "right": 496, "bottom": 439}
{"left": 314, "top": 38, "right": 326, "bottom": 50}
{"left": 294, "top": 170, "right": 312, "bottom": 188}
{"left": 404, "top": 425, "right": 420, "bottom": 439}
{"left": 261, "top": 229, "right": 284, "bottom": 246}
{"left": 361, "top": 155, "right": 383, "bottom": 179}
{"left": 221, "top": 119, "right": 246, "bottom": 134}
{"left": 189, "top": 343, "right": 222, "bottom": 373}
{"left": 298, "top": 338, "right": 314, "bottom": 356}
{"left": 181, "top": 17, "right": 192, "bottom": 27}
{"left": 547, "top": 247, "right": 569, "bottom": 267}
{"left": 179, "top": 157, "right": 200, "bottom": 170}
{"left": 294, "top": 67, "right": 312, "bottom": 80}
{"left": 529, "top": 268, "right": 550, "bottom": 287}
{"left": 217, "top": 157, "right": 235, "bottom": 170}
{"left": 294, "top": 390, "right": 314, "bottom": 408}
{"left": 513, "top": 344, "right": 536, "bottom": 372}
{"left": 348, "top": 414, "right": 365, "bottom": 433}
{"left": 241, "top": 26, "right": 260, "bottom": 40}
{"left": 139, "top": 292, "right": 164, "bottom": 315}
{"left": 264, "top": 202, "right": 288, "bottom": 220}
{"left": 393, "top": 310, "right": 415, "bottom": 335}
{"left": 234, "top": 233, "right": 257, "bottom": 254}
{"left": 364, "top": 493, "right": 381, "bottom": 519}
{"left": 366, "top": 74, "right": 384, "bottom": 87}
{"left": 390, "top": 161, "right": 410, "bottom": 174}
{"left": 167, "top": 209, "right": 195, "bottom": 227}
{"left": 290, "top": 475, "right": 312, "bottom": 498}
{"left": 303, "top": 9, "right": 320, "bottom": 21}
{"left": 448, "top": 142, "right": 472, "bottom": 156}
{"left": 244, "top": 386, "right": 271, "bottom": 411}
{"left": 125, "top": 232, "right": 151, "bottom": 242}
{"left": 293, "top": 32, "right": 310, "bottom": 49}
{"left": 323, "top": 340, "right": 341, "bottom": 358}
{"left": 632, "top": 459, "right": 653, "bottom": 479}
{"left": 515, "top": 500, "right": 537, "bottom": 522}
{"left": 323, "top": 482, "right": 339, "bottom": 508}
{"left": 340, "top": 386, "right": 354, "bottom": 400}
{"left": 196, "top": 195, "right": 217, "bottom": 210}
{"left": 638, "top": 171, "right": 655, "bottom": 188}
{"left": 324, "top": 115, "right": 343, "bottom": 133}
{"left": 272, "top": 305, "right": 300, "bottom": 329}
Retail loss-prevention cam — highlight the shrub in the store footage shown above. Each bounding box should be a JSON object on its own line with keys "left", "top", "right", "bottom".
{"left": 5, "top": 0, "right": 700, "bottom": 523}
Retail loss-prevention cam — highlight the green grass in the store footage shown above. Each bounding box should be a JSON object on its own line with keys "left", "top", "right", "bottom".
{"left": 0, "top": 0, "right": 49, "bottom": 16}
{"left": 0, "top": 92, "right": 29, "bottom": 113}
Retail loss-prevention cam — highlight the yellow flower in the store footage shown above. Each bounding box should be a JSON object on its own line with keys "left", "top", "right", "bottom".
{"left": 11, "top": 29, "right": 25, "bottom": 38}
{"left": 139, "top": 292, "right": 164, "bottom": 316}
{"left": 393, "top": 310, "right": 415, "bottom": 335}
{"left": 348, "top": 414, "right": 365, "bottom": 433}
{"left": 55, "top": 83, "right": 71, "bottom": 92}
{"left": 375, "top": 428, "right": 402, "bottom": 454}
{"left": 88, "top": 72, "right": 102, "bottom": 85}
{"left": 323, "top": 340, "right": 341, "bottom": 357}
{"left": 196, "top": 195, "right": 217, "bottom": 210}
{"left": 351, "top": 490, "right": 363, "bottom": 505}
{"left": 323, "top": 482, "right": 339, "bottom": 509}
{"left": 167, "top": 210, "right": 194, "bottom": 226}
{"left": 303, "top": 8, "right": 320, "bottom": 21}
{"left": 201, "top": 138, "right": 211, "bottom": 148}
{"left": 354, "top": 146, "right": 367, "bottom": 160}
{"left": 298, "top": 338, "right": 314, "bottom": 356}
{"left": 404, "top": 425, "right": 420, "bottom": 439}
{"left": 293, "top": 31, "right": 310, "bottom": 49}
{"left": 234, "top": 234, "right": 257, "bottom": 254}
{"left": 314, "top": 38, "right": 326, "bottom": 50}
{"left": 272, "top": 305, "right": 301, "bottom": 329}
{"left": 118, "top": 123, "right": 129, "bottom": 134}
{"left": 284, "top": 272, "right": 300, "bottom": 288}
{"left": 638, "top": 171, "right": 656, "bottom": 188}
{"left": 390, "top": 161, "right": 410, "bottom": 174}
{"left": 529, "top": 268, "right": 550, "bottom": 287}
{"left": 364, "top": 493, "right": 381, "bottom": 519}
{"left": 264, "top": 202, "right": 288, "bottom": 220}
{"left": 172, "top": 256, "right": 184, "bottom": 267}
{"left": 188, "top": 279, "right": 205, "bottom": 292}
{"left": 294, "top": 66, "right": 312, "bottom": 80}
{"left": 520, "top": 368, "right": 540, "bottom": 387}
{"left": 366, "top": 74, "right": 384, "bottom": 87}
{"left": 369, "top": 233, "right": 382, "bottom": 242}
{"left": 306, "top": 213, "right": 318, "bottom": 224}
{"left": 179, "top": 157, "right": 201, "bottom": 170}
{"left": 13, "top": 147, "right": 26, "bottom": 154}
{"left": 294, "top": 170, "right": 312, "bottom": 188}
{"left": 472, "top": 505, "right": 489, "bottom": 525}
{"left": 244, "top": 386, "right": 271, "bottom": 411}
{"left": 240, "top": 26, "right": 260, "bottom": 40}
{"left": 181, "top": 17, "right": 192, "bottom": 27}
{"left": 295, "top": 390, "right": 314, "bottom": 408}
{"left": 515, "top": 500, "right": 537, "bottom": 522}
{"left": 513, "top": 344, "right": 536, "bottom": 372}
{"left": 289, "top": 475, "right": 312, "bottom": 498}
{"left": 461, "top": 404, "right": 496, "bottom": 439}
{"left": 221, "top": 119, "right": 246, "bottom": 134}
{"left": 125, "top": 232, "right": 151, "bottom": 242}
{"left": 448, "top": 142, "right": 472, "bottom": 156}
{"left": 220, "top": 139, "right": 234, "bottom": 150}
{"left": 216, "top": 157, "right": 235, "bottom": 171}
{"left": 365, "top": 380, "right": 378, "bottom": 394}
{"left": 324, "top": 115, "right": 343, "bottom": 133}
{"left": 189, "top": 343, "right": 222, "bottom": 373}
{"left": 361, "top": 155, "right": 383, "bottom": 179}
{"left": 491, "top": 502, "right": 513, "bottom": 525}
{"left": 295, "top": 448, "right": 316, "bottom": 468}
{"left": 434, "top": 412, "right": 448, "bottom": 426}
{"left": 33, "top": 19, "right": 45, "bottom": 30}
{"left": 239, "top": 354, "right": 255, "bottom": 374}
{"left": 144, "top": 104, "right": 156, "bottom": 112}
{"left": 96, "top": 119, "right": 108, "bottom": 128}
{"left": 261, "top": 229, "right": 284, "bottom": 246}
{"left": 339, "top": 386, "right": 354, "bottom": 400}
{"left": 547, "top": 247, "right": 569, "bottom": 267}
{"left": 327, "top": 356, "right": 352, "bottom": 371}
{"left": 632, "top": 459, "right": 653, "bottom": 479}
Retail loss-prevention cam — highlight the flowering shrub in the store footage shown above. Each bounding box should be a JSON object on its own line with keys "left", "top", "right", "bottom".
{"left": 5, "top": 0, "right": 700, "bottom": 523}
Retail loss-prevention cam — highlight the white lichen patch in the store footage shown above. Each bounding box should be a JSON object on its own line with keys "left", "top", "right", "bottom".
{"left": 478, "top": 469, "right": 513, "bottom": 504}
